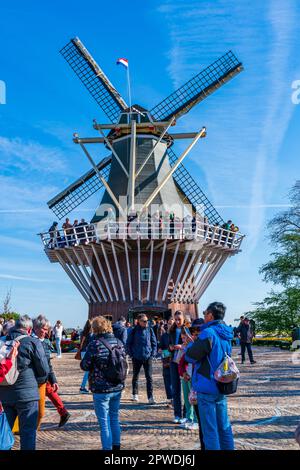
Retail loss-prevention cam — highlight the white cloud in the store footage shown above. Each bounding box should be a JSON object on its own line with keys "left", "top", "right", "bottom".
{"left": 0, "top": 273, "right": 51, "bottom": 283}
{"left": 0, "top": 135, "right": 66, "bottom": 174}
{"left": 158, "top": 0, "right": 298, "bottom": 260}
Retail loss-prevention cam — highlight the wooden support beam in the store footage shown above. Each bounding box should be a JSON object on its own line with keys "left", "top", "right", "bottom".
{"left": 124, "top": 240, "right": 133, "bottom": 302}
{"left": 140, "top": 127, "right": 206, "bottom": 213}
{"left": 155, "top": 239, "right": 167, "bottom": 302}
{"left": 72, "top": 248, "right": 102, "bottom": 302}
{"left": 146, "top": 240, "right": 154, "bottom": 301}
{"left": 62, "top": 249, "right": 97, "bottom": 302}
{"left": 81, "top": 246, "right": 107, "bottom": 302}
{"left": 79, "top": 142, "right": 126, "bottom": 218}
{"left": 56, "top": 252, "right": 90, "bottom": 303}
{"left": 110, "top": 240, "right": 126, "bottom": 301}
{"left": 162, "top": 241, "right": 180, "bottom": 301}
{"left": 101, "top": 242, "right": 119, "bottom": 301}
{"left": 91, "top": 244, "right": 113, "bottom": 302}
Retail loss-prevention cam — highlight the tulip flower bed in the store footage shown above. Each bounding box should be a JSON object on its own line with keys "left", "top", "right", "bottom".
{"left": 52, "top": 338, "right": 80, "bottom": 353}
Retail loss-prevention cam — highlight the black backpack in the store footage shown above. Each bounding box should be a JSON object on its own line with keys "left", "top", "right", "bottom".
{"left": 98, "top": 337, "right": 128, "bottom": 385}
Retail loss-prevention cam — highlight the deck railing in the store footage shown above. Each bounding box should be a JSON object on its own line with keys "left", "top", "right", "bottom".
{"left": 39, "top": 220, "right": 244, "bottom": 251}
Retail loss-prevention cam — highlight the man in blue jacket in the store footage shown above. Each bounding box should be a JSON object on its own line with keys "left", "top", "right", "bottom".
{"left": 185, "top": 302, "right": 234, "bottom": 450}
{"left": 126, "top": 313, "right": 157, "bottom": 404}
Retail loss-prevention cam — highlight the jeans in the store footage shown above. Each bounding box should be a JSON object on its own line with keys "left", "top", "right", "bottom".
{"left": 162, "top": 365, "right": 173, "bottom": 400}
{"left": 197, "top": 392, "right": 234, "bottom": 450}
{"left": 93, "top": 391, "right": 121, "bottom": 450}
{"left": 3, "top": 400, "right": 39, "bottom": 450}
{"left": 80, "top": 351, "right": 89, "bottom": 389}
{"left": 132, "top": 358, "right": 153, "bottom": 399}
{"left": 241, "top": 342, "right": 254, "bottom": 362}
{"left": 55, "top": 338, "right": 62, "bottom": 356}
{"left": 169, "top": 362, "right": 182, "bottom": 418}
{"left": 193, "top": 403, "right": 205, "bottom": 450}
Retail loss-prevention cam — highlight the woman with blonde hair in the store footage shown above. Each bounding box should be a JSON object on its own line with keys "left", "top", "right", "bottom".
{"left": 80, "top": 316, "right": 126, "bottom": 450}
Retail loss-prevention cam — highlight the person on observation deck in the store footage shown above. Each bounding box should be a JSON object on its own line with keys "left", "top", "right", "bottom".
{"left": 126, "top": 313, "right": 157, "bottom": 404}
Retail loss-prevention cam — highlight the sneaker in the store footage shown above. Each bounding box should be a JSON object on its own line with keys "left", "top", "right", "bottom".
{"left": 148, "top": 397, "right": 156, "bottom": 405}
{"left": 250, "top": 361, "right": 257, "bottom": 364}
{"left": 80, "top": 387, "right": 89, "bottom": 394}
{"left": 179, "top": 418, "right": 187, "bottom": 424}
{"left": 173, "top": 416, "right": 181, "bottom": 424}
{"left": 58, "top": 412, "right": 71, "bottom": 428}
{"left": 185, "top": 422, "right": 199, "bottom": 430}
{"left": 131, "top": 394, "right": 139, "bottom": 402}
{"left": 57, "top": 355, "right": 62, "bottom": 359}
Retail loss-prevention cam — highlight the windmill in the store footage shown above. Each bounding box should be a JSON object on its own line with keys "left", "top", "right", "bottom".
{"left": 40, "top": 37, "right": 245, "bottom": 321}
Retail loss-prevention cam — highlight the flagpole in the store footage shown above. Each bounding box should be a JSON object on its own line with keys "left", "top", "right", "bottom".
{"left": 127, "top": 65, "right": 132, "bottom": 117}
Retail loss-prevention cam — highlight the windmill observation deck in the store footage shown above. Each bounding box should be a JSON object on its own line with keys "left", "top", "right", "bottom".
{"left": 40, "top": 36, "right": 245, "bottom": 320}
{"left": 39, "top": 219, "right": 244, "bottom": 316}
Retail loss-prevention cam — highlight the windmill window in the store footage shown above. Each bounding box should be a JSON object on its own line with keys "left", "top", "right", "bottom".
{"left": 141, "top": 268, "right": 152, "bottom": 282}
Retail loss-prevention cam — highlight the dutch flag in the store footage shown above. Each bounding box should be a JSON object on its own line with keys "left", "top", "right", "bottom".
{"left": 116, "top": 58, "right": 129, "bottom": 68}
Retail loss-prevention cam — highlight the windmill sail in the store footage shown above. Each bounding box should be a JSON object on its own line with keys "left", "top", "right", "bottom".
{"left": 60, "top": 37, "right": 127, "bottom": 122}
{"left": 48, "top": 156, "right": 111, "bottom": 219}
{"left": 150, "top": 50, "right": 242, "bottom": 122}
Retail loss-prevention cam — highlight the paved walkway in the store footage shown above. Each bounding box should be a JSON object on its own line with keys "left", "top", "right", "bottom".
{"left": 13, "top": 346, "right": 300, "bottom": 450}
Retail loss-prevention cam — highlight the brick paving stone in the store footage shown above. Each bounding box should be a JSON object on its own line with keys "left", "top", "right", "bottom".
{"left": 12, "top": 346, "right": 300, "bottom": 450}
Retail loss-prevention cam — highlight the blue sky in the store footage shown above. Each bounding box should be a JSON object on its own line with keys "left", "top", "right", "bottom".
{"left": 0, "top": 0, "right": 299, "bottom": 327}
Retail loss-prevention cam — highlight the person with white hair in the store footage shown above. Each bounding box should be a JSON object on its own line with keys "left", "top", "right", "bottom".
{"left": 0, "top": 315, "right": 49, "bottom": 450}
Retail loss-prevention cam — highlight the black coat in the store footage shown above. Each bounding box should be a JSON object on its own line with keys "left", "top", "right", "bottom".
{"left": 126, "top": 326, "right": 157, "bottom": 361}
{"left": 0, "top": 328, "right": 49, "bottom": 404}
{"left": 236, "top": 323, "right": 253, "bottom": 343}
{"left": 80, "top": 333, "right": 125, "bottom": 394}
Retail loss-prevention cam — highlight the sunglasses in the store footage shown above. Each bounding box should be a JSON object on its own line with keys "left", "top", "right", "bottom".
{"left": 140, "top": 319, "right": 148, "bottom": 323}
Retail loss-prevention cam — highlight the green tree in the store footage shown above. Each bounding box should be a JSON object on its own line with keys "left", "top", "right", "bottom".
{"left": 246, "top": 288, "right": 300, "bottom": 335}
{"left": 246, "top": 181, "right": 300, "bottom": 335}
{"left": 0, "top": 289, "right": 21, "bottom": 321}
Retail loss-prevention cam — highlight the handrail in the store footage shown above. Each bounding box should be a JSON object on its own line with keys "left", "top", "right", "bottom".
{"left": 38, "top": 220, "right": 245, "bottom": 252}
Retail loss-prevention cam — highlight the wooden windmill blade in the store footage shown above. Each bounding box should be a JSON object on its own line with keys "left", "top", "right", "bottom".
{"left": 150, "top": 50, "right": 243, "bottom": 122}
{"left": 47, "top": 156, "right": 112, "bottom": 219}
{"left": 168, "top": 147, "right": 224, "bottom": 226}
{"left": 60, "top": 37, "right": 128, "bottom": 122}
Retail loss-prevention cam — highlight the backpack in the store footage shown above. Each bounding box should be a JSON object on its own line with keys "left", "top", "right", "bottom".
{"left": 207, "top": 335, "right": 240, "bottom": 396}
{"left": 0, "top": 335, "right": 27, "bottom": 386}
{"left": 98, "top": 337, "right": 128, "bottom": 385}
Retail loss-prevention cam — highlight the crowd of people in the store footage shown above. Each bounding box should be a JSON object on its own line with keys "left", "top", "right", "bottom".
{"left": 0, "top": 315, "right": 71, "bottom": 450}
{"left": 46, "top": 213, "right": 241, "bottom": 249}
{"left": 2, "top": 308, "right": 298, "bottom": 451}
{"left": 72, "top": 304, "right": 246, "bottom": 451}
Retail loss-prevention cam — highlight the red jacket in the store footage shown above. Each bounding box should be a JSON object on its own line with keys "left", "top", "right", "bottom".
{"left": 0, "top": 359, "right": 12, "bottom": 382}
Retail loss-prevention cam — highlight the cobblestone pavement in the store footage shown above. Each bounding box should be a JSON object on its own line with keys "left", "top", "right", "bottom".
{"left": 13, "top": 346, "right": 300, "bottom": 450}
